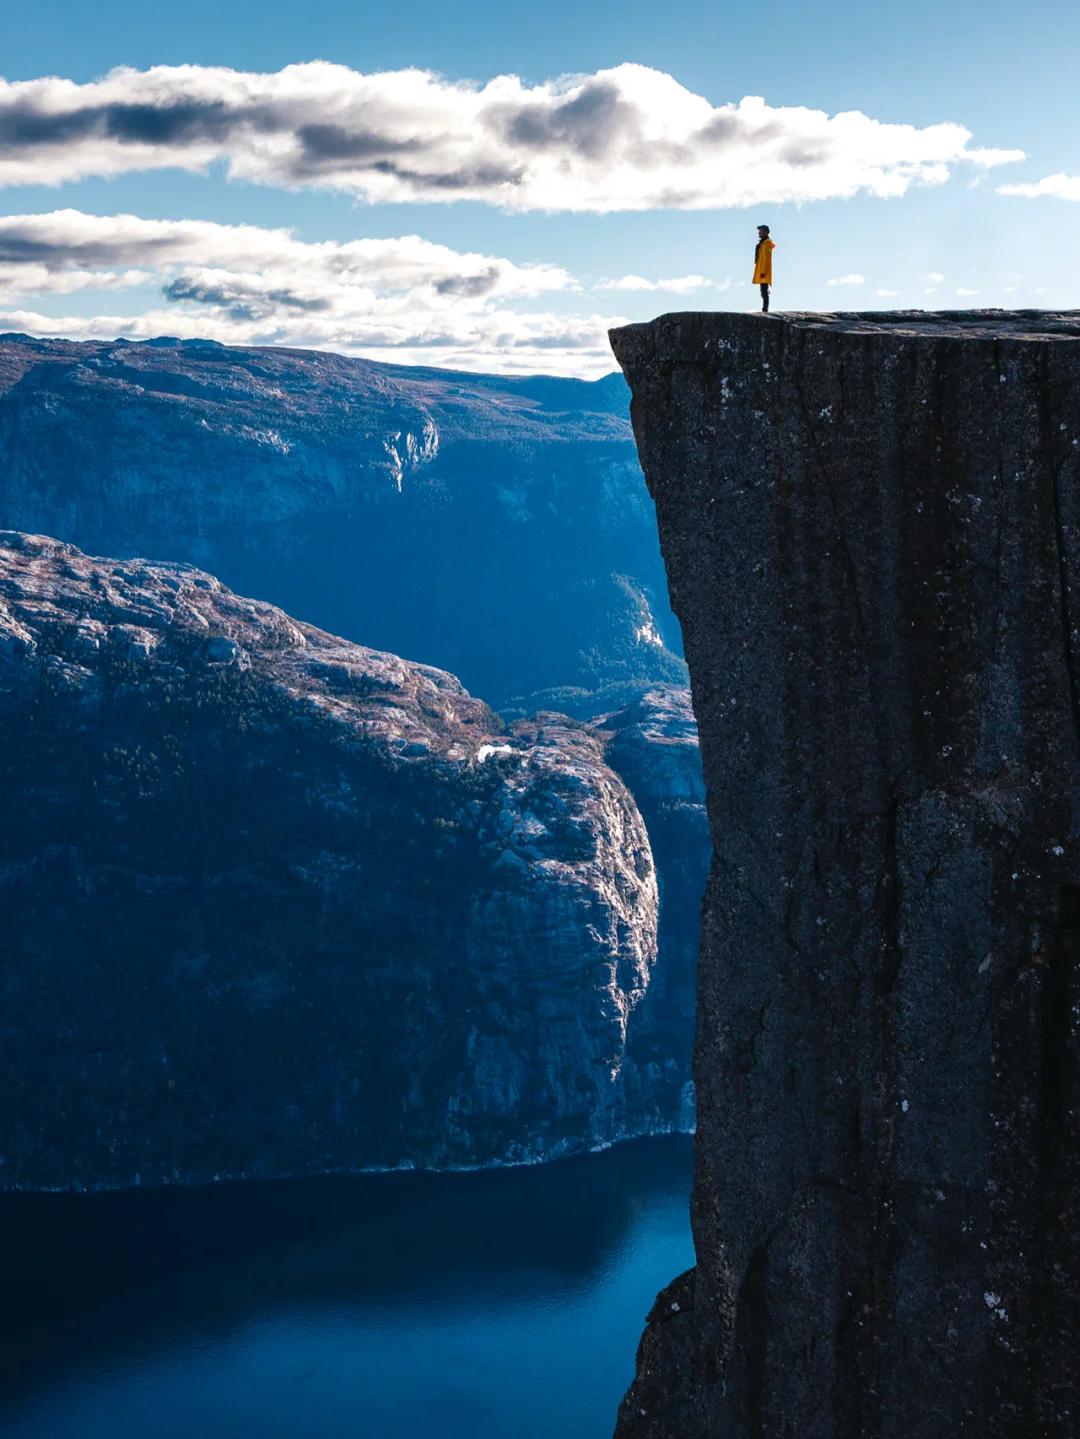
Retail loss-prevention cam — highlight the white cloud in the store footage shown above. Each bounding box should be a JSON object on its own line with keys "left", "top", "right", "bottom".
{"left": 657, "top": 275, "right": 711, "bottom": 293}
{"left": 0, "top": 209, "right": 571, "bottom": 298}
{"left": 876, "top": 288, "right": 899, "bottom": 296}
{"left": 0, "top": 209, "right": 622, "bottom": 375}
{"left": 596, "top": 274, "right": 654, "bottom": 291}
{"left": 956, "top": 287, "right": 979, "bottom": 295}
{"left": 998, "top": 173, "right": 1080, "bottom": 201}
{"left": 919, "top": 272, "right": 945, "bottom": 283}
{"left": 0, "top": 303, "right": 622, "bottom": 375}
{"left": 0, "top": 61, "right": 1025, "bottom": 211}
{"left": 827, "top": 273, "right": 865, "bottom": 286}
{"left": 596, "top": 273, "right": 714, "bottom": 292}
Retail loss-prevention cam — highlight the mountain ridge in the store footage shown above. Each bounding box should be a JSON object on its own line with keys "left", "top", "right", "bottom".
{"left": 0, "top": 529, "right": 697, "bottom": 1189}
{"left": 0, "top": 333, "right": 679, "bottom": 716}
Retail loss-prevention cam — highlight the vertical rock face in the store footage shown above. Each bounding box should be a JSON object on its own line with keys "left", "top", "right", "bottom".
{"left": 609, "top": 312, "right": 1080, "bottom": 1437}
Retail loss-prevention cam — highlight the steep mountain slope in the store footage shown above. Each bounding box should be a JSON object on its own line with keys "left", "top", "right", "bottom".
{"left": 0, "top": 531, "right": 688, "bottom": 1189}
{"left": 0, "top": 336, "right": 685, "bottom": 715}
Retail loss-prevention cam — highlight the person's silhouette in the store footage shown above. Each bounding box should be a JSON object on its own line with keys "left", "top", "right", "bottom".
{"left": 753, "top": 225, "right": 775, "bottom": 312}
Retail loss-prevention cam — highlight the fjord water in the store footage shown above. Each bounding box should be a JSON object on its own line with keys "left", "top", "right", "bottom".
{"left": 0, "top": 1136, "right": 692, "bottom": 1439}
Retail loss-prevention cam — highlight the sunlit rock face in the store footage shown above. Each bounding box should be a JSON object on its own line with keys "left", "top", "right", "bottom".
{"left": 611, "top": 311, "right": 1080, "bottom": 1439}
{"left": 0, "top": 532, "right": 672, "bottom": 1189}
{"left": 0, "top": 336, "right": 686, "bottom": 716}
{"left": 597, "top": 687, "right": 708, "bottom": 1130}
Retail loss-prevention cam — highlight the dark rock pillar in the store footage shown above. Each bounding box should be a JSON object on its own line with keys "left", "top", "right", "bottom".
{"left": 609, "top": 311, "right": 1080, "bottom": 1438}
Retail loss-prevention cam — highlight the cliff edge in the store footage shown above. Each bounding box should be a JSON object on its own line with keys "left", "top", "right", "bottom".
{"left": 609, "top": 311, "right": 1080, "bottom": 1437}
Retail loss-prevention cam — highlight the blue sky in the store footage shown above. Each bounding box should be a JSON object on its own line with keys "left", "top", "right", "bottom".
{"left": 0, "top": 0, "right": 1077, "bottom": 374}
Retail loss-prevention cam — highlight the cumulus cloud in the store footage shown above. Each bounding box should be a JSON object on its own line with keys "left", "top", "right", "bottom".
{"left": 998, "top": 174, "right": 1080, "bottom": 201}
{"left": 876, "top": 288, "right": 899, "bottom": 296}
{"left": 956, "top": 287, "right": 979, "bottom": 295}
{"left": 0, "top": 209, "right": 622, "bottom": 375}
{"left": 0, "top": 61, "right": 1024, "bottom": 210}
{"left": 827, "top": 273, "right": 865, "bottom": 286}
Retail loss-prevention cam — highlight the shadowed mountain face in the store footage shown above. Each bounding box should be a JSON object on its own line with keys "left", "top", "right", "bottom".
{"left": 0, "top": 532, "right": 697, "bottom": 1189}
{"left": 0, "top": 335, "right": 685, "bottom": 716}
{"left": 610, "top": 310, "right": 1080, "bottom": 1439}
{"left": 0, "top": 339, "right": 709, "bottom": 1190}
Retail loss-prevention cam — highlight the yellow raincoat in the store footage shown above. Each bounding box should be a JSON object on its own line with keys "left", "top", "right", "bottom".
{"left": 753, "top": 238, "right": 775, "bottom": 286}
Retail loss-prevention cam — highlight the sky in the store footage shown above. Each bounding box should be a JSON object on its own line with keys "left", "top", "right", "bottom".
{"left": 0, "top": 0, "right": 1077, "bottom": 376}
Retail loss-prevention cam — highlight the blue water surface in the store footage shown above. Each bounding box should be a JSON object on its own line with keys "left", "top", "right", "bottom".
{"left": 0, "top": 1136, "right": 693, "bottom": 1439}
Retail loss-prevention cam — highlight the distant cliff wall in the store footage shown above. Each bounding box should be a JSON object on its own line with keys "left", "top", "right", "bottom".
{"left": 610, "top": 311, "right": 1080, "bottom": 1437}
{"left": 0, "top": 337, "right": 684, "bottom": 715}
{"left": 600, "top": 686, "right": 708, "bottom": 1124}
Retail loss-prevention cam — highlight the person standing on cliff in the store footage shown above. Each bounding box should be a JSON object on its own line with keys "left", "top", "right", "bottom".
{"left": 753, "top": 225, "right": 775, "bottom": 312}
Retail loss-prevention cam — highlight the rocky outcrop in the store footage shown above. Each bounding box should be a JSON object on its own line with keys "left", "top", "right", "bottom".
{"left": 610, "top": 312, "right": 1080, "bottom": 1437}
{"left": 598, "top": 687, "right": 708, "bottom": 1128}
{"left": 0, "top": 531, "right": 669, "bottom": 1189}
{"left": 0, "top": 336, "right": 686, "bottom": 715}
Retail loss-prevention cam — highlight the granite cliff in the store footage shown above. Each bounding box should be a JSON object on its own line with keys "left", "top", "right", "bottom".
{"left": 0, "top": 335, "right": 685, "bottom": 716}
{"left": 610, "top": 312, "right": 1080, "bottom": 1437}
{"left": 0, "top": 531, "right": 691, "bottom": 1190}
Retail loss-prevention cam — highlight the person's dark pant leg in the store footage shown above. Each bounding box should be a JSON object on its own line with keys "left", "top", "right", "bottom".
{"left": 760, "top": 283, "right": 770, "bottom": 312}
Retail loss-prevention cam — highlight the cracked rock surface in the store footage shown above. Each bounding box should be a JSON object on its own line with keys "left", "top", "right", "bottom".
{"left": 0, "top": 531, "right": 671, "bottom": 1188}
{"left": 610, "top": 311, "right": 1080, "bottom": 1438}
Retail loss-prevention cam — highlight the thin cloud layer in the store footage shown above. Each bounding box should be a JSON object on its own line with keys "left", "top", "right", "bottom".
{"left": 998, "top": 174, "right": 1080, "bottom": 201}
{"left": 594, "top": 274, "right": 720, "bottom": 292}
{"left": 0, "top": 209, "right": 571, "bottom": 300}
{"left": 0, "top": 61, "right": 1024, "bottom": 210}
{"left": 0, "top": 209, "right": 623, "bottom": 376}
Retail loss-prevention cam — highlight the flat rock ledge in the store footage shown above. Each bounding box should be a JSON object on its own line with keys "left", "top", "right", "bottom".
{"left": 610, "top": 311, "right": 1080, "bottom": 1438}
